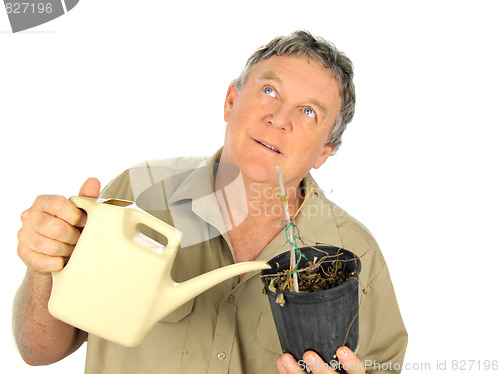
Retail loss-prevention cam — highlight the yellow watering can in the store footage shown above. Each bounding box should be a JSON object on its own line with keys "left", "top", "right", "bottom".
{"left": 48, "top": 196, "right": 270, "bottom": 347}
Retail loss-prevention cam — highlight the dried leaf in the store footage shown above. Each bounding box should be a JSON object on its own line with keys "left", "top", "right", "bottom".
{"left": 276, "top": 293, "right": 286, "bottom": 307}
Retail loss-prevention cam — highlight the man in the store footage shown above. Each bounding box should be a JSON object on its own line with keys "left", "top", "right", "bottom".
{"left": 14, "top": 31, "right": 407, "bottom": 373}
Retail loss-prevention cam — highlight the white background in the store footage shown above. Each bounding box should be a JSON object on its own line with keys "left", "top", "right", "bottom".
{"left": 1, "top": 1, "right": 499, "bottom": 372}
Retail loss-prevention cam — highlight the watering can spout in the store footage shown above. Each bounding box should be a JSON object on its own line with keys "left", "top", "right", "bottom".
{"left": 156, "top": 261, "right": 271, "bottom": 321}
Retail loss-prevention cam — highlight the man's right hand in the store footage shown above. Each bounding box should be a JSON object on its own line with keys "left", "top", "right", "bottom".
{"left": 17, "top": 178, "right": 101, "bottom": 274}
{"left": 14, "top": 178, "right": 101, "bottom": 365}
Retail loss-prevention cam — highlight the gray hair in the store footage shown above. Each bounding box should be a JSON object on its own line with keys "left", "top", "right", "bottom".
{"left": 234, "top": 30, "right": 355, "bottom": 149}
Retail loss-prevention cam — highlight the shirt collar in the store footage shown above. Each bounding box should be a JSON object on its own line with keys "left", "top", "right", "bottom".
{"left": 168, "top": 148, "right": 222, "bottom": 204}
{"left": 167, "top": 148, "right": 240, "bottom": 239}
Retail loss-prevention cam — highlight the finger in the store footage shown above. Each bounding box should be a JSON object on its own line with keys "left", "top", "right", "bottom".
{"left": 277, "top": 357, "right": 288, "bottom": 374}
{"left": 277, "top": 353, "right": 304, "bottom": 373}
{"left": 30, "top": 210, "right": 82, "bottom": 245}
{"left": 18, "top": 242, "right": 66, "bottom": 273}
{"left": 31, "top": 195, "right": 86, "bottom": 228}
{"left": 79, "top": 177, "right": 101, "bottom": 198}
{"left": 302, "top": 351, "right": 338, "bottom": 373}
{"left": 336, "top": 346, "right": 365, "bottom": 374}
{"left": 17, "top": 216, "right": 77, "bottom": 273}
{"left": 18, "top": 227, "right": 75, "bottom": 258}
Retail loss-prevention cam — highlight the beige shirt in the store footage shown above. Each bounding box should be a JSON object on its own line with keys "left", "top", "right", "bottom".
{"left": 85, "top": 150, "right": 407, "bottom": 373}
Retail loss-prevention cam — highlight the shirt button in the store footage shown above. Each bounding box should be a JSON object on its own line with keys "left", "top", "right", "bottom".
{"left": 217, "top": 351, "right": 226, "bottom": 360}
{"left": 227, "top": 294, "right": 235, "bottom": 303}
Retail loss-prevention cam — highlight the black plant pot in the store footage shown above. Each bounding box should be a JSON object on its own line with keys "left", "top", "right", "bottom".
{"left": 261, "top": 246, "right": 361, "bottom": 368}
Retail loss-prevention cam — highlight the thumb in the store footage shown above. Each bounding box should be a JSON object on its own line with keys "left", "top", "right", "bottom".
{"left": 79, "top": 177, "right": 101, "bottom": 198}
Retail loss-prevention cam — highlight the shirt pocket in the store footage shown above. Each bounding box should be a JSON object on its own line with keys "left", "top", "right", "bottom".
{"left": 256, "top": 308, "right": 282, "bottom": 355}
{"left": 159, "top": 298, "right": 195, "bottom": 323}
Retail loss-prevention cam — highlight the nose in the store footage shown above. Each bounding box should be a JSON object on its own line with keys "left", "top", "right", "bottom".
{"left": 265, "top": 103, "right": 292, "bottom": 132}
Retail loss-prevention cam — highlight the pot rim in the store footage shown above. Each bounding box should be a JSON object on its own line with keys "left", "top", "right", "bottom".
{"left": 261, "top": 245, "right": 361, "bottom": 298}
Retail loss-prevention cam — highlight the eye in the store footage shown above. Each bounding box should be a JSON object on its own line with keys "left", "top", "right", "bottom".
{"left": 303, "top": 107, "right": 316, "bottom": 119}
{"left": 264, "top": 86, "right": 277, "bottom": 97}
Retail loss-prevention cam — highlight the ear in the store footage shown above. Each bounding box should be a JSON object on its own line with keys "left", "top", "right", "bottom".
{"left": 312, "top": 144, "right": 338, "bottom": 169}
{"left": 224, "top": 83, "right": 239, "bottom": 122}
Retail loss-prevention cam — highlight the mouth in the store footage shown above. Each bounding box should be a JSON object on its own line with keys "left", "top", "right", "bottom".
{"left": 254, "top": 139, "right": 282, "bottom": 155}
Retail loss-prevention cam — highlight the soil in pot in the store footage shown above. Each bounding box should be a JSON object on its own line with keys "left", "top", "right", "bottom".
{"left": 261, "top": 246, "right": 361, "bottom": 368}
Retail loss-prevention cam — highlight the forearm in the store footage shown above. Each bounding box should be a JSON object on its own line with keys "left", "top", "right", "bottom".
{"left": 13, "top": 269, "right": 86, "bottom": 365}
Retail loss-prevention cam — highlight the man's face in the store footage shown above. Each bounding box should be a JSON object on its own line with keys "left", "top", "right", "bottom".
{"left": 222, "top": 55, "right": 342, "bottom": 187}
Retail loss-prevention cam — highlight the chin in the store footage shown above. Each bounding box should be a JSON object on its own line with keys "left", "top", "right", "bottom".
{"left": 239, "top": 164, "right": 278, "bottom": 185}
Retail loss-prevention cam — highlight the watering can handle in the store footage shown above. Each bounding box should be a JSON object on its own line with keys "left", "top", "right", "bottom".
{"left": 69, "top": 196, "right": 97, "bottom": 216}
{"left": 70, "top": 196, "right": 182, "bottom": 256}
{"left": 129, "top": 208, "right": 182, "bottom": 255}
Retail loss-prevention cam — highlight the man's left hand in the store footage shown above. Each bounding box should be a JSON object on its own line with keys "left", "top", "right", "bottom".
{"left": 277, "top": 346, "right": 365, "bottom": 374}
